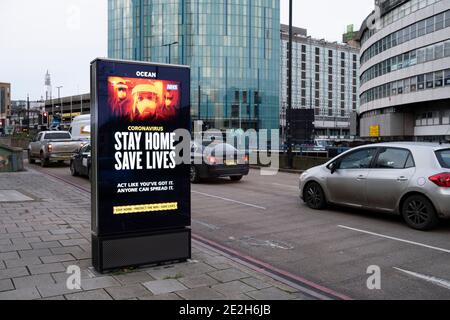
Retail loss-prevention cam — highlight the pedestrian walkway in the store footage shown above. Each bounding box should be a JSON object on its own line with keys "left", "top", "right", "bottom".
{"left": 0, "top": 169, "right": 309, "bottom": 300}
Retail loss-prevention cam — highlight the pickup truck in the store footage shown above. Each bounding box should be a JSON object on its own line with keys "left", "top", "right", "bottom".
{"left": 28, "top": 131, "right": 87, "bottom": 167}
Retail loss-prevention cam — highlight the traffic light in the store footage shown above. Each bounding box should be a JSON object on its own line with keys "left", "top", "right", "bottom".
{"left": 42, "top": 112, "right": 49, "bottom": 125}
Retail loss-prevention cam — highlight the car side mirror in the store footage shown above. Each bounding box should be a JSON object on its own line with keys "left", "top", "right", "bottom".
{"left": 328, "top": 162, "right": 338, "bottom": 174}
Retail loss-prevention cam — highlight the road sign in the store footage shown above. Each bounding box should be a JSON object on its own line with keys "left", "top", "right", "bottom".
{"left": 370, "top": 125, "right": 380, "bottom": 138}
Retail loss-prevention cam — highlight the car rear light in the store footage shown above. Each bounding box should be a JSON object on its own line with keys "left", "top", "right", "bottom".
{"left": 207, "top": 156, "right": 217, "bottom": 165}
{"left": 48, "top": 144, "right": 53, "bottom": 153}
{"left": 243, "top": 155, "right": 249, "bottom": 163}
{"left": 429, "top": 173, "right": 450, "bottom": 188}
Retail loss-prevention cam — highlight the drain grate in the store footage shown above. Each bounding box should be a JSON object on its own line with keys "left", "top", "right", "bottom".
{"left": 0, "top": 190, "right": 35, "bottom": 202}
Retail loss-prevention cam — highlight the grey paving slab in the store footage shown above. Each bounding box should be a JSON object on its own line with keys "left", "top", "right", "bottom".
{"left": 18, "top": 248, "right": 52, "bottom": 259}
{"left": 176, "top": 287, "right": 226, "bottom": 300}
{"left": 113, "top": 271, "right": 155, "bottom": 285}
{"left": 0, "top": 243, "right": 32, "bottom": 252}
{"left": 40, "top": 295, "right": 66, "bottom": 300}
{"left": 41, "top": 254, "right": 75, "bottom": 264}
{"left": 105, "top": 284, "right": 149, "bottom": 300}
{"left": 0, "top": 267, "right": 29, "bottom": 280}
{"left": 65, "top": 289, "right": 113, "bottom": 300}
{"left": 211, "top": 281, "right": 255, "bottom": 297}
{"left": 178, "top": 274, "right": 219, "bottom": 289}
{"left": 208, "top": 269, "right": 251, "bottom": 283}
{"left": 0, "top": 279, "right": 14, "bottom": 292}
{"left": 138, "top": 293, "right": 180, "bottom": 300}
{"left": 147, "top": 262, "right": 216, "bottom": 280}
{"left": 31, "top": 241, "right": 62, "bottom": 250}
{"left": 13, "top": 274, "right": 56, "bottom": 289}
{"left": 41, "top": 235, "right": 70, "bottom": 242}
{"left": 28, "top": 263, "right": 66, "bottom": 275}
{"left": 5, "top": 257, "right": 42, "bottom": 268}
{"left": 241, "top": 277, "right": 273, "bottom": 290}
{"left": 59, "top": 239, "right": 90, "bottom": 247}
{"left": 80, "top": 276, "right": 121, "bottom": 291}
{"left": 246, "top": 287, "right": 297, "bottom": 300}
{"left": 0, "top": 190, "right": 34, "bottom": 202}
{"left": 0, "top": 252, "right": 19, "bottom": 261}
{"left": 142, "top": 279, "right": 188, "bottom": 295}
{"left": 37, "top": 282, "right": 82, "bottom": 298}
{"left": 0, "top": 287, "right": 41, "bottom": 300}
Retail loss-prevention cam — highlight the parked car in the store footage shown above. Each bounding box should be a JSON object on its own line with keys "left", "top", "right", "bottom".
{"left": 300, "top": 142, "right": 450, "bottom": 231}
{"left": 70, "top": 143, "right": 91, "bottom": 179}
{"left": 28, "top": 131, "right": 86, "bottom": 167}
{"left": 190, "top": 141, "right": 250, "bottom": 183}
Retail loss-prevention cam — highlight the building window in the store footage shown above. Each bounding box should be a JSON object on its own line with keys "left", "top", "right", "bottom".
{"left": 426, "top": 73, "right": 434, "bottom": 88}
{"left": 445, "top": 69, "right": 450, "bottom": 86}
{"left": 435, "top": 71, "right": 443, "bottom": 87}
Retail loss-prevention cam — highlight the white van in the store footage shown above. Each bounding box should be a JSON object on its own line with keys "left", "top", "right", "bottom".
{"left": 69, "top": 115, "right": 91, "bottom": 141}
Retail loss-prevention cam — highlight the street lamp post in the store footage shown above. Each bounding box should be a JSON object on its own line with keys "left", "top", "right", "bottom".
{"left": 286, "top": 0, "right": 294, "bottom": 168}
{"left": 162, "top": 41, "right": 179, "bottom": 64}
{"left": 56, "top": 86, "right": 63, "bottom": 128}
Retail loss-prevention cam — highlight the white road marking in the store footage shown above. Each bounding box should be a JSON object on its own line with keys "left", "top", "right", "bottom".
{"left": 272, "top": 183, "right": 298, "bottom": 190}
{"left": 394, "top": 268, "right": 450, "bottom": 291}
{"left": 338, "top": 225, "right": 450, "bottom": 254}
{"left": 192, "top": 219, "right": 220, "bottom": 230}
{"left": 192, "top": 191, "right": 267, "bottom": 210}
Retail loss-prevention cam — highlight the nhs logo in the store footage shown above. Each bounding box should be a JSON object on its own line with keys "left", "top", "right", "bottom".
{"left": 167, "top": 84, "right": 178, "bottom": 90}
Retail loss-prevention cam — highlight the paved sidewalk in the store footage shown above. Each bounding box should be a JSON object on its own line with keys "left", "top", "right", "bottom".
{"left": 0, "top": 169, "right": 308, "bottom": 300}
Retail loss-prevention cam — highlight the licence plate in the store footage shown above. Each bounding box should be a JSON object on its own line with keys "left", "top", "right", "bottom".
{"left": 225, "top": 160, "right": 237, "bottom": 166}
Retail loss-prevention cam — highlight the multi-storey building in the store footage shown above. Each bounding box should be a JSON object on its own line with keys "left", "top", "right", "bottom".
{"left": 0, "top": 83, "right": 11, "bottom": 132}
{"left": 108, "top": 0, "right": 280, "bottom": 132}
{"left": 280, "top": 25, "right": 360, "bottom": 140}
{"left": 357, "top": 0, "right": 450, "bottom": 141}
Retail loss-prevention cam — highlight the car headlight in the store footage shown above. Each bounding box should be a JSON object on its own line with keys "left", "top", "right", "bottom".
{"left": 300, "top": 171, "right": 309, "bottom": 181}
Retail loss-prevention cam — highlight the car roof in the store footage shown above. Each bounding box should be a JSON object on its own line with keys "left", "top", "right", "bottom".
{"left": 355, "top": 142, "right": 450, "bottom": 151}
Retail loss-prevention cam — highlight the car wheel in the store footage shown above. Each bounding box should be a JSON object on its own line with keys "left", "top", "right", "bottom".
{"left": 230, "top": 175, "right": 243, "bottom": 182}
{"left": 70, "top": 161, "right": 78, "bottom": 176}
{"left": 40, "top": 153, "right": 49, "bottom": 167}
{"left": 402, "top": 195, "right": 439, "bottom": 231}
{"left": 190, "top": 165, "right": 200, "bottom": 184}
{"left": 28, "top": 151, "right": 35, "bottom": 164}
{"left": 303, "top": 182, "right": 327, "bottom": 210}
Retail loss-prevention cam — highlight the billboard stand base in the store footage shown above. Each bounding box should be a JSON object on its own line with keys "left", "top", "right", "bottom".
{"left": 92, "top": 228, "right": 191, "bottom": 274}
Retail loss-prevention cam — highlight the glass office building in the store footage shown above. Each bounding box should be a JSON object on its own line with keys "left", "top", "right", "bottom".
{"left": 108, "top": 0, "right": 280, "bottom": 131}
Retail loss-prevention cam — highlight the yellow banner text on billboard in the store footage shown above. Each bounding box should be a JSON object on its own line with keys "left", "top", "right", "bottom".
{"left": 113, "top": 202, "right": 178, "bottom": 215}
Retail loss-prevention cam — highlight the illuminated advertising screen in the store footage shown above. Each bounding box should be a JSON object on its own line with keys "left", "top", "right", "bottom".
{"left": 91, "top": 59, "right": 191, "bottom": 237}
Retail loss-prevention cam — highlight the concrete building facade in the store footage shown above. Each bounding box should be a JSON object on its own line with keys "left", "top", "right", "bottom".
{"left": 0, "top": 83, "right": 11, "bottom": 131}
{"left": 280, "top": 25, "right": 360, "bottom": 140}
{"left": 357, "top": 0, "right": 450, "bottom": 141}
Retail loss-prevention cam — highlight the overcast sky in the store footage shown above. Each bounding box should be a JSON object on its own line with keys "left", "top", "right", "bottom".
{"left": 0, "top": 0, "right": 373, "bottom": 101}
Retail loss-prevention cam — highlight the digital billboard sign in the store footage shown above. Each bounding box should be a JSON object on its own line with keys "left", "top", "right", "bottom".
{"left": 91, "top": 58, "right": 191, "bottom": 272}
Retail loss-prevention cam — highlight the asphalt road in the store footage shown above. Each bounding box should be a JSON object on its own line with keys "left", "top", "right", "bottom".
{"left": 29, "top": 161, "right": 450, "bottom": 300}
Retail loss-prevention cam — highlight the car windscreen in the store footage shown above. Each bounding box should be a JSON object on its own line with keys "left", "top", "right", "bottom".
{"left": 44, "top": 132, "right": 72, "bottom": 140}
{"left": 436, "top": 149, "right": 450, "bottom": 169}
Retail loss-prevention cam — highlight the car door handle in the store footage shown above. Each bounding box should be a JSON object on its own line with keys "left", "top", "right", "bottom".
{"left": 357, "top": 175, "right": 366, "bottom": 180}
{"left": 397, "top": 176, "right": 409, "bottom": 182}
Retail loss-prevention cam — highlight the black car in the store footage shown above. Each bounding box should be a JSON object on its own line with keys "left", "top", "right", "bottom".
{"left": 70, "top": 143, "right": 92, "bottom": 179}
{"left": 190, "top": 141, "right": 250, "bottom": 183}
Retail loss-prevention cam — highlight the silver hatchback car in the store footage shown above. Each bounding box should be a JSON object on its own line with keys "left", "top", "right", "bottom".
{"left": 300, "top": 142, "right": 450, "bottom": 231}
